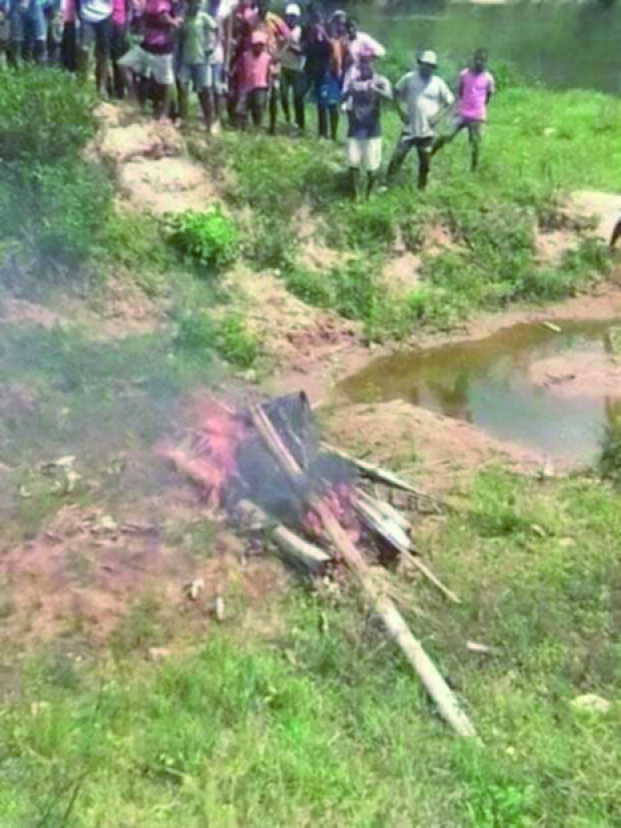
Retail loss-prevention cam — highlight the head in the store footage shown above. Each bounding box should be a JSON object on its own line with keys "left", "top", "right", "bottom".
{"left": 472, "top": 48, "right": 488, "bottom": 73}
{"left": 306, "top": 2, "right": 322, "bottom": 25}
{"left": 256, "top": 0, "right": 268, "bottom": 19}
{"left": 417, "top": 50, "right": 437, "bottom": 80}
{"left": 358, "top": 49, "right": 374, "bottom": 79}
{"left": 345, "top": 17, "right": 357, "bottom": 40}
{"left": 329, "top": 9, "right": 346, "bottom": 36}
{"left": 284, "top": 2, "right": 300, "bottom": 28}
{"left": 251, "top": 30, "right": 267, "bottom": 54}
{"left": 187, "top": 0, "right": 200, "bottom": 15}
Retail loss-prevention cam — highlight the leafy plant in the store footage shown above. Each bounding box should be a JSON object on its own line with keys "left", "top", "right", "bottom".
{"left": 168, "top": 208, "right": 238, "bottom": 272}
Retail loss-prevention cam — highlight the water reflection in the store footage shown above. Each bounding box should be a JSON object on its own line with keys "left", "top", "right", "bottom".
{"left": 340, "top": 320, "right": 621, "bottom": 462}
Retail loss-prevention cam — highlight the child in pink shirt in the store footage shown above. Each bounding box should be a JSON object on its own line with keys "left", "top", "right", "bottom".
{"left": 432, "top": 49, "right": 495, "bottom": 172}
{"left": 236, "top": 29, "right": 271, "bottom": 129}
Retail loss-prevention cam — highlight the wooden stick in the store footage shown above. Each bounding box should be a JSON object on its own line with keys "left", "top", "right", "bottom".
{"left": 322, "top": 442, "right": 445, "bottom": 508}
{"left": 250, "top": 405, "right": 477, "bottom": 740}
{"left": 235, "top": 499, "right": 331, "bottom": 574}
{"left": 400, "top": 550, "right": 461, "bottom": 606}
{"left": 353, "top": 493, "right": 461, "bottom": 605}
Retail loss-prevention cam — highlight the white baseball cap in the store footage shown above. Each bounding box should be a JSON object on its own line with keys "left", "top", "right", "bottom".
{"left": 418, "top": 49, "right": 438, "bottom": 67}
{"left": 285, "top": 3, "right": 301, "bottom": 14}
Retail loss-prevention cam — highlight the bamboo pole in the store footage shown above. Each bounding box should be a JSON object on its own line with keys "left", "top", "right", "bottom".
{"left": 250, "top": 405, "right": 477, "bottom": 740}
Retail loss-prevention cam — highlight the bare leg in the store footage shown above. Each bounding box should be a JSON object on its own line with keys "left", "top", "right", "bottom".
{"left": 199, "top": 87, "right": 212, "bottom": 130}
{"left": 329, "top": 105, "right": 339, "bottom": 141}
{"left": 416, "top": 143, "right": 431, "bottom": 190}
{"left": 386, "top": 134, "right": 413, "bottom": 182}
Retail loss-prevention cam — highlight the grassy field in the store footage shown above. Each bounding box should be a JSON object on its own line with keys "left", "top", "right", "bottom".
{"left": 1, "top": 471, "right": 621, "bottom": 826}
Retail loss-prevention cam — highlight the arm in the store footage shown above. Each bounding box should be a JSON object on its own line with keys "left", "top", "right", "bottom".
{"left": 486, "top": 74, "right": 495, "bottom": 105}
{"left": 392, "top": 77, "right": 409, "bottom": 124}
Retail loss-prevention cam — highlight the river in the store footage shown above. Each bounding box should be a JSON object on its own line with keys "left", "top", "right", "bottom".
{"left": 359, "top": 2, "right": 621, "bottom": 94}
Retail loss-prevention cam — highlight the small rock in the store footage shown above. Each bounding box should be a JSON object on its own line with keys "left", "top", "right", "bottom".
{"left": 186, "top": 577, "right": 204, "bottom": 601}
{"left": 559, "top": 537, "right": 575, "bottom": 548}
{"left": 214, "top": 595, "right": 225, "bottom": 622}
{"left": 571, "top": 694, "right": 611, "bottom": 714}
{"left": 148, "top": 647, "right": 171, "bottom": 661}
{"left": 531, "top": 523, "right": 547, "bottom": 538}
{"left": 466, "top": 640, "right": 492, "bottom": 655}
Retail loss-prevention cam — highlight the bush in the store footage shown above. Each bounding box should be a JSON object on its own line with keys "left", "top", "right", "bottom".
{"left": 599, "top": 419, "right": 621, "bottom": 485}
{"left": 0, "top": 161, "right": 112, "bottom": 278}
{"left": 173, "top": 308, "right": 257, "bottom": 369}
{"left": 0, "top": 67, "right": 96, "bottom": 164}
{"left": 168, "top": 208, "right": 238, "bottom": 272}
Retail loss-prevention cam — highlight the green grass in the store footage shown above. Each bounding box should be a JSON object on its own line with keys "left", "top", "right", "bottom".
{"left": 1, "top": 470, "right": 620, "bottom": 825}
{"left": 191, "top": 81, "right": 618, "bottom": 336}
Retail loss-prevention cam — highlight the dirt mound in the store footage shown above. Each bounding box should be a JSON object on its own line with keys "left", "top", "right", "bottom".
{"left": 529, "top": 352, "right": 621, "bottom": 400}
{"left": 0, "top": 296, "right": 61, "bottom": 328}
{"left": 324, "top": 400, "right": 542, "bottom": 493}
{"left": 95, "top": 106, "right": 219, "bottom": 215}
{"left": 571, "top": 190, "right": 621, "bottom": 243}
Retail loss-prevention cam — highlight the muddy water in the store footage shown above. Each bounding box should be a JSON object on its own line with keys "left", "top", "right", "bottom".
{"left": 340, "top": 320, "right": 621, "bottom": 462}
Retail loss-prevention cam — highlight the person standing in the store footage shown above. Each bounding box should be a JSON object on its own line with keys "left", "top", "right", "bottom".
{"left": 252, "top": 0, "right": 288, "bottom": 134}
{"left": 177, "top": 0, "right": 216, "bottom": 128}
{"left": 301, "top": 6, "right": 338, "bottom": 140}
{"left": 109, "top": 0, "right": 129, "bottom": 97}
{"left": 431, "top": 48, "right": 495, "bottom": 172}
{"left": 236, "top": 28, "right": 271, "bottom": 129}
{"left": 278, "top": 2, "right": 305, "bottom": 132}
{"left": 342, "top": 15, "right": 384, "bottom": 84}
{"left": 387, "top": 50, "right": 453, "bottom": 190}
{"left": 118, "top": 0, "right": 179, "bottom": 119}
{"left": 342, "top": 48, "right": 391, "bottom": 199}
{"left": 77, "top": 0, "right": 113, "bottom": 96}
{"left": 8, "top": 0, "right": 47, "bottom": 65}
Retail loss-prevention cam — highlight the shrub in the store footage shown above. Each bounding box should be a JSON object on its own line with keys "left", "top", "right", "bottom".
{"left": 599, "top": 419, "right": 621, "bottom": 485}
{"left": 0, "top": 161, "right": 112, "bottom": 277}
{"left": 0, "top": 66, "right": 96, "bottom": 164}
{"left": 168, "top": 208, "right": 238, "bottom": 272}
{"left": 173, "top": 308, "right": 257, "bottom": 369}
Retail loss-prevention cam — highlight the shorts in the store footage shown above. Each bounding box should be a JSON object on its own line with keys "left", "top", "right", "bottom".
{"left": 79, "top": 16, "right": 112, "bottom": 59}
{"left": 346, "top": 137, "right": 382, "bottom": 173}
{"left": 208, "top": 59, "right": 226, "bottom": 94}
{"left": 110, "top": 21, "right": 128, "bottom": 61}
{"left": 178, "top": 61, "right": 208, "bottom": 90}
{"left": 237, "top": 86, "right": 267, "bottom": 116}
{"left": 118, "top": 44, "right": 174, "bottom": 85}
{"left": 10, "top": 4, "right": 46, "bottom": 42}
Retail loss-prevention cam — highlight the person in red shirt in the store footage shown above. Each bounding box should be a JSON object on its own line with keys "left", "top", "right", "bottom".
{"left": 237, "top": 28, "right": 271, "bottom": 129}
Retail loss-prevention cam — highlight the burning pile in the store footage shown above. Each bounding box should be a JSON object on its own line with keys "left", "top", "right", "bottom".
{"left": 162, "top": 392, "right": 476, "bottom": 739}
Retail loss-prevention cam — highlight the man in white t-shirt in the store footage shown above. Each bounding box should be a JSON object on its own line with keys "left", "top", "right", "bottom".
{"left": 77, "top": 0, "right": 113, "bottom": 97}
{"left": 387, "top": 50, "right": 453, "bottom": 190}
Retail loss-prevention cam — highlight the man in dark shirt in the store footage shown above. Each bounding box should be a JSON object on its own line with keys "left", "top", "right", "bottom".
{"left": 341, "top": 48, "right": 391, "bottom": 199}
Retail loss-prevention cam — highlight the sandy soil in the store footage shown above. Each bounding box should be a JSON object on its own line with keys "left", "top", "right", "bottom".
{"left": 529, "top": 352, "right": 621, "bottom": 400}
{"left": 323, "top": 399, "right": 543, "bottom": 494}
{"left": 94, "top": 103, "right": 219, "bottom": 215}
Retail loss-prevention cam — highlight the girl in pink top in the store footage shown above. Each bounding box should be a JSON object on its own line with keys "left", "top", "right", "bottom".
{"left": 432, "top": 49, "right": 495, "bottom": 172}
{"left": 236, "top": 29, "right": 272, "bottom": 129}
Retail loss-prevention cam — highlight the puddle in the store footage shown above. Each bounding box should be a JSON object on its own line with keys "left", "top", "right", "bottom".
{"left": 339, "top": 320, "right": 621, "bottom": 463}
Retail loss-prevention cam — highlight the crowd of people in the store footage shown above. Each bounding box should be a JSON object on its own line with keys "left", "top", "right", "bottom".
{"left": 0, "top": 0, "right": 495, "bottom": 196}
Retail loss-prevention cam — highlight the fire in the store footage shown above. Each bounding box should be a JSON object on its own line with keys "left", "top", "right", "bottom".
{"left": 159, "top": 395, "right": 249, "bottom": 508}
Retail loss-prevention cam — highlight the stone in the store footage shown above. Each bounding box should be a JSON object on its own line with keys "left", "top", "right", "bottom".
{"left": 571, "top": 694, "right": 611, "bottom": 714}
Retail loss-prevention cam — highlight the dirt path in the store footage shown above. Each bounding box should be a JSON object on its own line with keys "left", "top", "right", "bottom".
{"left": 93, "top": 103, "right": 219, "bottom": 215}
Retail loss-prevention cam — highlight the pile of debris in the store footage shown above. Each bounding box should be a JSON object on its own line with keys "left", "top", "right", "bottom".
{"left": 162, "top": 392, "right": 476, "bottom": 739}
